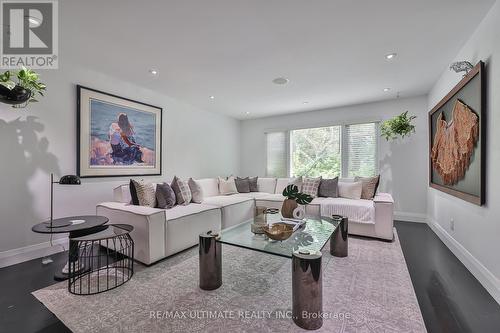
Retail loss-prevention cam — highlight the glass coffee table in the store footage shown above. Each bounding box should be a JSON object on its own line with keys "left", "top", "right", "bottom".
{"left": 198, "top": 214, "right": 348, "bottom": 330}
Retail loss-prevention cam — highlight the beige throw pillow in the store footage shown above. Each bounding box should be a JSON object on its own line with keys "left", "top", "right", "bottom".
{"left": 218, "top": 176, "right": 238, "bottom": 195}
{"left": 338, "top": 181, "right": 363, "bottom": 200}
{"left": 188, "top": 178, "right": 204, "bottom": 203}
{"left": 354, "top": 175, "right": 380, "bottom": 199}
{"left": 131, "top": 180, "right": 156, "bottom": 207}
{"left": 301, "top": 177, "right": 322, "bottom": 198}
{"left": 176, "top": 178, "right": 192, "bottom": 205}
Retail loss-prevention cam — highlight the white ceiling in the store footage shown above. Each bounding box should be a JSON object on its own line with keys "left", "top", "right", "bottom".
{"left": 62, "top": 0, "right": 495, "bottom": 119}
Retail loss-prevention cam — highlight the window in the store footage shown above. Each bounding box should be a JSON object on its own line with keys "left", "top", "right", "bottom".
{"left": 266, "top": 122, "right": 378, "bottom": 178}
{"left": 290, "top": 126, "right": 341, "bottom": 178}
{"left": 266, "top": 131, "right": 287, "bottom": 177}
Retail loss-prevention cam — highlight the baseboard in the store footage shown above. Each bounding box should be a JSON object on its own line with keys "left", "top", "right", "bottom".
{"left": 394, "top": 211, "right": 427, "bottom": 223}
{"left": 428, "top": 218, "right": 500, "bottom": 305}
{"left": 0, "top": 237, "right": 68, "bottom": 268}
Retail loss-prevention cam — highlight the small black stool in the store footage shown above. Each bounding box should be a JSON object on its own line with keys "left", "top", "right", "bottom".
{"left": 68, "top": 224, "right": 134, "bottom": 295}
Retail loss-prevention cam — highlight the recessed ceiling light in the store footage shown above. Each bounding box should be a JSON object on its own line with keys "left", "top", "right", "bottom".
{"left": 149, "top": 69, "right": 158, "bottom": 75}
{"left": 245, "top": 111, "right": 250, "bottom": 115}
{"left": 385, "top": 53, "right": 397, "bottom": 60}
{"left": 272, "top": 77, "right": 289, "bottom": 85}
{"left": 383, "top": 88, "right": 391, "bottom": 92}
{"left": 209, "top": 95, "right": 215, "bottom": 100}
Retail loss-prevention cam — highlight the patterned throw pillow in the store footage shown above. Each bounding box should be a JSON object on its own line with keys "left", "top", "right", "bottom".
{"left": 176, "top": 178, "right": 192, "bottom": 205}
{"left": 354, "top": 175, "right": 380, "bottom": 199}
{"left": 156, "top": 182, "right": 176, "bottom": 209}
{"left": 235, "top": 177, "right": 250, "bottom": 193}
{"left": 318, "top": 177, "right": 339, "bottom": 198}
{"left": 131, "top": 179, "right": 156, "bottom": 207}
{"left": 248, "top": 177, "right": 258, "bottom": 192}
{"left": 218, "top": 176, "right": 238, "bottom": 195}
{"left": 188, "top": 178, "right": 204, "bottom": 203}
{"left": 301, "top": 177, "right": 322, "bottom": 198}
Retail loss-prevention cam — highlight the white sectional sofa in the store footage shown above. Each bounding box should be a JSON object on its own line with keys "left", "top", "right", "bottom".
{"left": 97, "top": 177, "right": 394, "bottom": 265}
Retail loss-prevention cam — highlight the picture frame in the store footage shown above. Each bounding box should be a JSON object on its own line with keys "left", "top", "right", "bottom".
{"left": 428, "top": 61, "right": 485, "bottom": 205}
{"left": 77, "top": 85, "right": 162, "bottom": 178}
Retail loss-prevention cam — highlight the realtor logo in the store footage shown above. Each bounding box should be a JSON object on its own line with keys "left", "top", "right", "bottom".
{"left": 0, "top": 0, "right": 58, "bottom": 68}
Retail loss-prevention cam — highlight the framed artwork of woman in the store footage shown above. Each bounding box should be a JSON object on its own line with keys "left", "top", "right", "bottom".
{"left": 77, "top": 85, "right": 162, "bottom": 177}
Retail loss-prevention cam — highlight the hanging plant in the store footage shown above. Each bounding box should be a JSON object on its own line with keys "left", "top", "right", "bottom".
{"left": 0, "top": 67, "right": 46, "bottom": 108}
{"left": 380, "top": 111, "right": 417, "bottom": 141}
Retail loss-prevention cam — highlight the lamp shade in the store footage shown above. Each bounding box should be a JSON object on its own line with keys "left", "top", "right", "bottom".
{"left": 58, "top": 175, "right": 81, "bottom": 185}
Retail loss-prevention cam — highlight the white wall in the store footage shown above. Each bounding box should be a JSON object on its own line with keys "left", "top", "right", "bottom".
{"left": 0, "top": 61, "right": 240, "bottom": 257}
{"left": 240, "top": 96, "right": 428, "bottom": 220}
{"left": 427, "top": 1, "right": 500, "bottom": 303}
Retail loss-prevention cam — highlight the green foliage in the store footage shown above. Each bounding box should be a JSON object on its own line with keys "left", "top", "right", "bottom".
{"left": 0, "top": 66, "right": 46, "bottom": 108}
{"left": 282, "top": 184, "right": 313, "bottom": 205}
{"left": 380, "top": 111, "right": 416, "bottom": 141}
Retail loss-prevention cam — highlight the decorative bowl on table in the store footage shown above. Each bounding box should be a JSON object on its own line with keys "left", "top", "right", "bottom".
{"left": 262, "top": 223, "right": 294, "bottom": 241}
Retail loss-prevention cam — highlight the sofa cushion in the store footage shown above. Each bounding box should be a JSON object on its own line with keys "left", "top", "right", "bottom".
{"left": 114, "top": 184, "right": 132, "bottom": 203}
{"left": 156, "top": 182, "right": 176, "bottom": 209}
{"left": 338, "top": 181, "right": 362, "bottom": 200}
{"left": 249, "top": 177, "right": 258, "bottom": 192}
{"left": 257, "top": 177, "right": 277, "bottom": 193}
{"left": 355, "top": 175, "right": 380, "bottom": 199}
{"left": 218, "top": 176, "right": 238, "bottom": 195}
{"left": 232, "top": 192, "right": 275, "bottom": 200}
{"left": 275, "top": 177, "right": 302, "bottom": 194}
{"left": 164, "top": 203, "right": 220, "bottom": 221}
{"left": 235, "top": 177, "right": 250, "bottom": 193}
{"left": 203, "top": 195, "right": 254, "bottom": 207}
{"left": 257, "top": 193, "right": 286, "bottom": 202}
{"left": 301, "top": 177, "right": 321, "bottom": 198}
{"left": 195, "top": 178, "right": 219, "bottom": 197}
{"left": 188, "top": 178, "right": 204, "bottom": 203}
{"left": 318, "top": 177, "right": 339, "bottom": 198}
{"left": 131, "top": 180, "right": 156, "bottom": 207}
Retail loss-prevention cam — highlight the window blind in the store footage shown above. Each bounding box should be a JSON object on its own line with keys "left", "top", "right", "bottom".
{"left": 266, "top": 131, "right": 287, "bottom": 177}
{"left": 345, "top": 122, "right": 378, "bottom": 177}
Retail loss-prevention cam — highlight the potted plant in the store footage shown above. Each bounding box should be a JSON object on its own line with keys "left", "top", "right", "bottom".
{"left": 0, "top": 67, "right": 46, "bottom": 108}
{"left": 380, "top": 111, "right": 417, "bottom": 141}
{"left": 281, "top": 184, "right": 313, "bottom": 218}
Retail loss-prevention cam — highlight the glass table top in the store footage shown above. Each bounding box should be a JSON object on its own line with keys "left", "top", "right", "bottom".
{"left": 217, "top": 214, "right": 338, "bottom": 259}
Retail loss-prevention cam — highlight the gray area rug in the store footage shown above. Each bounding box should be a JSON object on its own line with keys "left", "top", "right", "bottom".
{"left": 33, "top": 230, "right": 426, "bottom": 332}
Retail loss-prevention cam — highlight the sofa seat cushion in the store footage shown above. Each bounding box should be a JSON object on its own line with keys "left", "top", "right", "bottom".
{"left": 319, "top": 198, "right": 375, "bottom": 224}
{"left": 165, "top": 203, "right": 220, "bottom": 221}
{"left": 256, "top": 193, "right": 286, "bottom": 202}
{"left": 232, "top": 192, "right": 274, "bottom": 200}
{"left": 202, "top": 195, "right": 254, "bottom": 207}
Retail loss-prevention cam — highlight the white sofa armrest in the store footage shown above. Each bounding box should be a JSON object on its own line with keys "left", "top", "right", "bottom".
{"left": 373, "top": 193, "right": 394, "bottom": 240}
{"left": 97, "top": 202, "right": 166, "bottom": 265}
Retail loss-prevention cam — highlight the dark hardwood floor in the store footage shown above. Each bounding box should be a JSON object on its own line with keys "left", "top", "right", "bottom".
{"left": 1, "top": 221, "right": 499, "bottom": 333}
{"left": 395, "top": 221, "right": 500, "bottom": 333}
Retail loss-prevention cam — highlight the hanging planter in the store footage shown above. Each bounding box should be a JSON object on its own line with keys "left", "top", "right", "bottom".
{"left": 380, "top": 111, "right": 417, "bottom": 141}
{"left": 0, "top": 67, "right": 46, "bottom": 108}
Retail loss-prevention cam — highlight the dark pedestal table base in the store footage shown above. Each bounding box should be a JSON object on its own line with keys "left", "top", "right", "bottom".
{"left": 330, "top": 215, "right": 348, "bottom": 257}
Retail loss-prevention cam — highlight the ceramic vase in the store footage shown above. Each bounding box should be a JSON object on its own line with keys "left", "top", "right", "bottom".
{"left": 281, "top": 198, "right": 298, "bottom": 218}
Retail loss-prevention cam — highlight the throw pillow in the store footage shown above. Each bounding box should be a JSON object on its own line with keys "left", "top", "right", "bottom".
{"left": 156, "top": 182, "right": 176, "bottom": 209}
{"left": 318, "top": 177, "right": 339, "bottom": 198}
{"left": 288, "top": 176, "right": 303, "bottom": 191}
{"left": 338, "top": 181, "right": 363, "bottom": 200}
{"left": 218, "top": 176, "right": 238, "bottom": 195}
{"left": 131, "top": 179, "right": 156, "bottom": 207}
{"left": 188, "top": 178, "right": 204, "bottom": 203}
{"left": 171, "top": 176, "right": 187, "bottom": 205}
{"left": 129, "top": 179, "right": 139, "bottom": 205}
{"left": 354, "top": 175, "right": 380, "bottom": 199}
{"left": 235, "top": 177, "right": 250, "bottom": 193}
{"left": 176, "top": 178, "right": 192, "bottom": 205}
{"left": 301, "top": 177, "right": 322, "bottom": 198}
{"left": 248, "top": 176, "right": 258, "bottom": 192}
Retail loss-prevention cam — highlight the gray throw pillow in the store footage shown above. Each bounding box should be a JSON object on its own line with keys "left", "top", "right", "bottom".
{"left": 188, "top": 178, "right": 204, "bottom": 203}
{"left": 171, "top": 176, "right": 184, "bottom": 205}
{"left": 318, "top": 177, "right": 339, "bottom": 198}
{"left": 248, "top": 177, "right": 258, "bottom": 192}
{"left": 235, "top": 177, "right": 250, "bottom": 193}
{"left": 354, "top": 175, "right": 380, "bottom": 199}
{"left": 156, "top": 182, "right": 176, "bottom": 209}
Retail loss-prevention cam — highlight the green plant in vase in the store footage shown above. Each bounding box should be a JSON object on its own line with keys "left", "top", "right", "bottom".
{"left": 380, "top": 111, "right": 416, "bottom": 141}
{"left": 0, "top": 67, "right": 46, "bottom": 108}
{"left": 281, "top": 184, "right": 313, "bottom": 218}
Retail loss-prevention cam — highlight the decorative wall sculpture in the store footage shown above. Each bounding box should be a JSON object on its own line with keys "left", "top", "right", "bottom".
{"left": 429, "top": 61, "right": 485, "bottom": 205}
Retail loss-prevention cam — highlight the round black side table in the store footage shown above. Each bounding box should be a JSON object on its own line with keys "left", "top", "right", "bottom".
{"left": 32, "top": 216, "right": 109, "bottom": 281}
